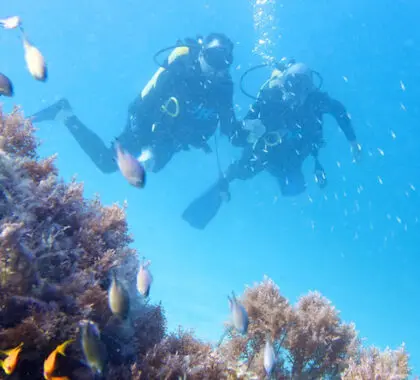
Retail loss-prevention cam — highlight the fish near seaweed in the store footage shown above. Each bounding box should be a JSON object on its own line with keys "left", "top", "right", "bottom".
{"left": 115, "top": 141, "right": 146, "bottom": 188}
{"left": 80, "top": 320, "right": 107, "bottom": 376}
{"left": 22, "top": 32, "right": 48, "bottom": 82}
{"left": 136, "top": 258, "right": 153, "bottom": 298}
{"left": 228, "top": 292, "right": 249, "bottom": 334}
{"left": 264, "top": 334, "right": 276, "bottom": 376}
{"left": 43, "top": 339, "right": 74, "bottom": 380}
{"left": 0, "top": 16, "right": 21, "bottom": 30}
{"left": 0, "top": 73, "right": 14, "bottom": 97}
{"left": 108, "top": 270, "right": 130, "bottom": 320}
{"left": 0, "top": 342, "right": 24, "bottom": 375}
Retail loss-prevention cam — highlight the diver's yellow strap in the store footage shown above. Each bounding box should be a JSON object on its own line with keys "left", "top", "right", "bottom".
{"left": 264, "top": 131, "right": 284, "bottom": 147}
{"left": 160, "top": 96, "right": 180, "bottom": 118}
{"left": 141, "top": 46, "right": 190, "bottom": 99}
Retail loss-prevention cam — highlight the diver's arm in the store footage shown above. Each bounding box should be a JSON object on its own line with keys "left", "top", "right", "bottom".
{"left": 322, "top": 93, "right": 361, "bottom": 160}
{"left": 225, "top": 101, "right": 265, "bottom": 147}
{"left": 218, "top": 103, "right": 248, "bottom": 148}
{"left": 322, "top": 93, "right": 356, "bottom": 142}
{"left": 224, "top": 146, "right": 266, "bottom": 182}
{"left": 218, "top": 79, "right": 242, "bottom": 140}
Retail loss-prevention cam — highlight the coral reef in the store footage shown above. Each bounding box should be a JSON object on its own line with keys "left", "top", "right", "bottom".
{"left": 0, "top": 106, "right": 165, "bottom": 379}
{"left": 342, "top": 344, "right": 411, "bottom": 380}
{"left": 0, "top": 106, "right": 413, "bottom": 379}
{"left": 217, "top": 277, "right": 411, "bottom": 380}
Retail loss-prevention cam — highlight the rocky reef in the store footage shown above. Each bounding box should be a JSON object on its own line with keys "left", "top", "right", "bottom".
{"left": 0, "top": 106, "right": 413, "bottom": 379}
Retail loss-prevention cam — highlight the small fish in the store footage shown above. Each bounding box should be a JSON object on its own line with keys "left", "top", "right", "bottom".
{"left": 136, "top": 258, "right": 153, "bottom": 297}
{"left": 115, "top": 141, "right": 146, "bottom": 188}
{"left": 0, "top": 16, "right": 21, "bottom": 29}
{"left": 263, "top": 335, "right": 276, "bottom": 376}
{"left": 80, "top": 320, "right": 107, "bottom": 376}
{"left": 43, "top": 339, "right": 74, "bottom": 380}
{"left": 22, "top": 34, "right": 47, "bottom": 81}
{"left": 0, "top": 342, "right": 24, "bottom": 375}
{"left": 108, "top": 270, "right": 130, "bottom": 319}
{"left": 0, "top": 73, "right": 13, "bottom": 97}
{"left": 228, "top": 292, "right": 248, "bottom": 334}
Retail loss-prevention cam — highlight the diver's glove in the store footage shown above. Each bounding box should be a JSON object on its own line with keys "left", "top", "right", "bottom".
{"left": 314, "top": 158, "right": 327, "bottom": 189}
{"left": 243, "top": 119, "right": 266, "bottom": 144}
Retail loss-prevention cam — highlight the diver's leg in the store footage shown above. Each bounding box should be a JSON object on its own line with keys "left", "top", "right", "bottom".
{"left": 181, "top": 147, "right": 264, "bottom": 229}
{"left": 63, "top": 115, "right": 118, "bottom": 173}
{"left": 30, "top": 98, "right": 117, "bottom": 173}
{"left": 30, "top": 98, "right": 73, "bottom": 123}
{"left": 31, "top": 97, "right": 148, "bottom": 174}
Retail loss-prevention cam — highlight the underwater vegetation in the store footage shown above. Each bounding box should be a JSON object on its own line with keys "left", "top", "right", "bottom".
{"left": 0, "top": 106, "right": 413, "bottom": 379}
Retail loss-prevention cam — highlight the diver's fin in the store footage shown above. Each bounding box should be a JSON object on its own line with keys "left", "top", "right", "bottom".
{"left": 30, "top": 97, "right": 72, "bottom": 123}
{"left": 182, "top": 179, "right": 228, "bottom": 230}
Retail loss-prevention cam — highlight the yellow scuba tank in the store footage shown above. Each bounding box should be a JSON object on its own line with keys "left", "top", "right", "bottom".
{"left": 141, "top": 46, "right": 190, "bottom": 99}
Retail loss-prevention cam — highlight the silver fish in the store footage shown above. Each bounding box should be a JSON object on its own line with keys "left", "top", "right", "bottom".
{"left": 0, "top": 73, "right": 13, "bottom": 97}
{"left": 136, "top": 258, "right": 152, "bottom": 297}
{"left": 80, "top": 320, "right": 107, "bottom": 375}
{"left": 108, "top": 270, "right": 130, "bottom": 319}
{"left": 264, "top": 334, "right": 276, "bottom": 376}
{"left": 22, "top": 34, "right": 47, "bottom": 81}
{"left": 0, "top": 16, "right": 21, "bottom": 30}
{"left": 228, "top": 292, "right": 248, "bottom": 334}
{"left": 115, "top": 141, "right": 146, "bottom": 188}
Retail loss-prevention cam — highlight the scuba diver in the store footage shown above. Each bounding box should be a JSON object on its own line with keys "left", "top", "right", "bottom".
{"left": 30, "top": 33, "right": 238, "bottom": 174}
{"left": 182, "top": 60, "right": 362, "bottom": 229}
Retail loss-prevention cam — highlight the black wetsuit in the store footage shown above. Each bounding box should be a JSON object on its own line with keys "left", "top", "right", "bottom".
{"left": 62, "top": 50, "right": 237, "bottom": 173}
{"left": 226, "top": 89, "right": 357, "bottom": 196}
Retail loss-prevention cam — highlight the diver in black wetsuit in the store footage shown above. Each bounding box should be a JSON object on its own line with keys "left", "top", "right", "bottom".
{"left": 30, "top": 33, "right": 237, "bottom": 174}
{"left": 182, "top": 61, "right": 362, "bottom": 229}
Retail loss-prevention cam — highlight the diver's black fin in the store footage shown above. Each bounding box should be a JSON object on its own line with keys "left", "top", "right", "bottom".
{"left": 30, "top": 97, "right": 72, "bottom": 123}
{"left": 182, "top": 180, "right": 227, "bottom": 230}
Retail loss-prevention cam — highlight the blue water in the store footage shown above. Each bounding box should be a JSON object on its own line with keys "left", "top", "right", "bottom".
{"left": 2, "top": 0, "right": 419, "bottom": 374}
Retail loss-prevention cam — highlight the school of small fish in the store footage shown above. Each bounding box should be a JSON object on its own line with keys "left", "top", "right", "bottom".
{"left": 0, "top": 247, "right": 274, "bottom": 378}
{"left": 0, "top": 15, "right": 47, "bottom": 98}
{"left": 0, "top": 259, "right": 154, "bottom": 378}
{"left": 2, "top": 15, "right": 145, "bottom": 187}
{"left": 0, "top": 13, "right": 278, "bottom": 379}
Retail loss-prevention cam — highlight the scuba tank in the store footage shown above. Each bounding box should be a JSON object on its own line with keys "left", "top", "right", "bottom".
{"left": 152, "top": 35, "right": 205, "bottom": 69}
{"left": 240, "top": 58, "right": 323, "bottom": 102}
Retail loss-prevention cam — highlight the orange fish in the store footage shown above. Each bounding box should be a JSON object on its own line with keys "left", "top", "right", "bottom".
{"left": 0, "top": 342, "right": 24, "bottom": 374}
{"left": 43, "top": 339, "right": 74, "bottom": 380}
